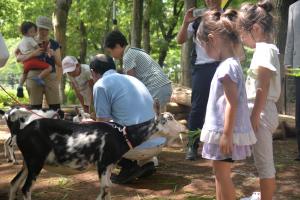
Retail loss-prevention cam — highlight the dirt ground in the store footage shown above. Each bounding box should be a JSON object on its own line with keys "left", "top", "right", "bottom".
{"left": 0, "top": 122, "right": 300, "bottom": 200}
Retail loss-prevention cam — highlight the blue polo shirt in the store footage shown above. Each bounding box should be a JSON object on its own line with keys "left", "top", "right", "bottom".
{"left": 93, "top": 69, "right": 155, "bottom": 126}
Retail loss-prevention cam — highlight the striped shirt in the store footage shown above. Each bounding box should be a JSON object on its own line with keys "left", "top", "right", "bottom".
{"left": 123, "top": 46, "right": 171, "bottom": 94}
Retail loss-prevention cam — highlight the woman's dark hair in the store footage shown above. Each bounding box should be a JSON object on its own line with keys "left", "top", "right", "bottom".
{"left": 104, "top": 30, "right": 128, "bottom": 49}
{"left": 89, "top": 55, "right": 116, "bottom": 75}
{"left": 238, "top": 0, "right": 275, "bottom": 34}
{"left": 20, "top": 21, "right": 37, "bottom": 35}
{"left": 197, "top": 9, "right": 240, "bottom": 45}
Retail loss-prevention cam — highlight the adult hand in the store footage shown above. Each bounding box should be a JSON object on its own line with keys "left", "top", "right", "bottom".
{"left": 285, "top": 65, "right": 292, "bottom": 74}
{"left": 31, "top": 48, "right": 44, "bottom": 57}
{"left": 250, "top": 112, "right": 260, "bottom": 133}
{"left": 219, "top": 134, "right": 233, "bottom": 155}
{"left": 183, "top": 7, "right": 198, "bottom": 24}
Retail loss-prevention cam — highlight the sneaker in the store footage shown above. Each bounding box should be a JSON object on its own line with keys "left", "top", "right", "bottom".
{"left": 137, "top": 162, "right": 156, "bottom": 178}
{"left": 111, "top": 164, "right": 142, "bottom": 184}
{"left": 32, "top": 77, "right": 45, "bottom": 86}
{"left": 111, "top": 162, "right": 156, "bottom": 184}
{"left": 240, "top": 192, "right": 261, "bottom": 200}
{"left": 17, "top": 86, "right": 24, "bottom": 98}
{"left": 185, "top": 146, "right": 198, "bottom": 160}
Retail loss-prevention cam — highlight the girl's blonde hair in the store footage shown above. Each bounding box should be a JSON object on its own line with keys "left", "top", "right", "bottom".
{"left": 238, "top": 0, "right": 275, "bottom": 34}
{"left": 197, "top": 9, "right": 240, "bottom": 45}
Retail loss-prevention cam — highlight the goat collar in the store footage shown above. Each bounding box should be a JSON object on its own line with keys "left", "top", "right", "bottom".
{"left": 121, "top": 127, "right": 133, "bottom": 149}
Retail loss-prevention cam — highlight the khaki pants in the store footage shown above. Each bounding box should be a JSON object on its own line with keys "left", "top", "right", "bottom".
{"left": 249, "top": 100, "right": 279, "bottom": 179}
{"left": 26, "top": 70, "right": 61, "bottom": 106}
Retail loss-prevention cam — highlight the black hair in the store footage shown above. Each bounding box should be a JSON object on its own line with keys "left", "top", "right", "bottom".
{"left": 89, "top": 55, "right": 116, "bottom": 75}
{"left": 20, "top": 21, "right": 37, "bottom": 35}
{"left": 104, "top": 30, "right": 128, "bottom": 49}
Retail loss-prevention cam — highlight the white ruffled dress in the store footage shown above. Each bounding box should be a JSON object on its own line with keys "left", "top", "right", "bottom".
{"left": 200, "top": 57, "right": 257, "bottom": 161}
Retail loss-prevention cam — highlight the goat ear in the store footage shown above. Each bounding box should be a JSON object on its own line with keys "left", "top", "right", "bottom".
{"left": 57, "top": 109, "right": 65, "bottom": 119}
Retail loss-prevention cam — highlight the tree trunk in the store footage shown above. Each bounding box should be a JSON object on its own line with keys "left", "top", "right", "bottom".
{"left": 52, "top": 0, "right": 72, "bottom": 104}
{"left": 131, "top": 0, "right": 143, "bottom": 48}
{"left": 180, "top": 0, "right": 195, "bottom": 87}
{"left": 142, "top": 0, "right": 151, "bottom": 53}
{"left": 274, "top": 0, "right": 297, "bottom": 114}
{"left": 79, "top": 20, "right": 87, "bottom": 63}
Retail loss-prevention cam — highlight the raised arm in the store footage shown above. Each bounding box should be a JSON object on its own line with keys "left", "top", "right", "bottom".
{"left": 177, "top": 7, "right": 196, "bottom": 44}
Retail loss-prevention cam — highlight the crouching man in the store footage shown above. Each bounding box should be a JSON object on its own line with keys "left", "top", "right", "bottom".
{"left": 90, "top": 54, "right": 157, "bottom": 184}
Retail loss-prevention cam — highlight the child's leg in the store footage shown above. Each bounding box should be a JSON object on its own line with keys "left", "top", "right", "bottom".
{"left": 38, "top": 66, "right": 52, "bottom": 79}
{"left": 253, "top": 124, "right": 276, "bottom": 200}
{"left": 212, "top": 160, "right": 235, "bottom": 200}
{"left": 215, "top": 176, "right": 222, "bottom": 200}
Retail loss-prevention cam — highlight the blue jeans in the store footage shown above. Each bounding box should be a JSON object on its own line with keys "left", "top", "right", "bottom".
{"left": 150, "top": 83, "right": 172, "bottom": 110}
{"left": 188, "top": 62, "right": 219, "bottom": 131}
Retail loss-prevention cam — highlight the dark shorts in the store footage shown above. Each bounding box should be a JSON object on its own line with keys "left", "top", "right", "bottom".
{"left": 220, "top": 158, "right": 234, "bottom": 163}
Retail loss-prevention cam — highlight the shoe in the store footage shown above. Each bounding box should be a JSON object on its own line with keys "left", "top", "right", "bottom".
{"left": 185, "top": 129, "right": 201, "bottom": 161}
{"left": 17, "top": 86, "right": 24, "bottom": 98}
{"left": 32, "top": 77, "right": 45, "bottom": 86}
{"left": 185, "top": 145, "right": 198, "bottom": 160}
{"left": 240, "top": 192, "right": 261, "bottom": 200}
{"left": 137, "top": 162, "right": 156, "bottom": 178}
{"left": 111, "top": 164, "right": 142, "bottom": 184}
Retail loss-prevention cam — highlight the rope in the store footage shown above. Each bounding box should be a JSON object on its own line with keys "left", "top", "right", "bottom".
{"left": 0, "top": 84, "right": 46, "bottom": 118}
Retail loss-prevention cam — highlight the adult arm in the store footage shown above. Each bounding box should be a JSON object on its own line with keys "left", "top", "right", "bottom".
{"left": 0, "top": 33, "right": 9, "bottom": 68}
{"left": 176, "top": 7, "right": 196, "bottom": 44}
{"left": 220, "top": 75, "right": 238, "bottom": 155}
{"left": 71, "top": 81, "right": 85, "bottom": 109}
{"left": 284, "top": 4, "right": 294, "bottom": 68}
{"left": 53, "top": 48, "right": 62, "bottom": 82}
{"left": 250, "top": 67, "right": 272, "bottom": 132}
{"left": 88, "top": 79, "right": 94, "bottom": 113}
{"left": 125, "top": 68, "right": 136, "bottom": 77}
{"left": 15, "top": 47, "right": 43, "bottom": 62}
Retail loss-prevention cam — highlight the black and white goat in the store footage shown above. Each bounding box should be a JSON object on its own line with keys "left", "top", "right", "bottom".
{"left": 2, "top": 107, "right": 183, "bottom": 200}
{"left": 1, "top": 108, "right": 63, "bottom": 164}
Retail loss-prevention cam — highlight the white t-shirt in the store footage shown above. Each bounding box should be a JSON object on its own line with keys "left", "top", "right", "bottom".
{"left": 246, "top": 42, "right": 281, "bottom": 102}
{"left": 0, "top": 33, "right": 9, "bottom": 68}
{"left": 187, "top": 21, "right": 216, "bottom": 65}
{"left": 18, "top": 36, "right": 38, "bottom": 55}
{"left": 68, "top": 64, "right": 93, "bottom": 106}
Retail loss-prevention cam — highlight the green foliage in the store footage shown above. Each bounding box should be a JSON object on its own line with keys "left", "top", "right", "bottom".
{"left": 241, "top": 46, "right": 254, "bottom": 76}
{"left": 0, "top": 0, "right": 255, "bottom": 92}
{"left": 64, "top": 83, "right": 79, "bottom": 105}
{"left": 0, "top": 88, "right": 29, "bottom": 109}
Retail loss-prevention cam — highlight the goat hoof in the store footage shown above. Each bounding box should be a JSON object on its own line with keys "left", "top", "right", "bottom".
{"left": 13, "top": 162, "right": 19, "bottom": 165}
{"left": 7, "top": 159, "right": 13, "bottom": 163}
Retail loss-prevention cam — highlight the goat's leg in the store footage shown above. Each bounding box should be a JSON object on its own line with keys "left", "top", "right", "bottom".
{"left": 5, "top": 136, "right": 17, "bottom": 164}
{"left": 4, "top": 136, "right": 10, "bottom": 161}
{"left": 9, "top": 136, "right": 17, "bottom": 164}
{"left": 21, "top": 160, "right": 44, "bottom": 200}
{"left": 9, "top": 165, "right": 28, "bottom": 200}
{"left": 96, "top": 164, "right": 114, "bottom": 200}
